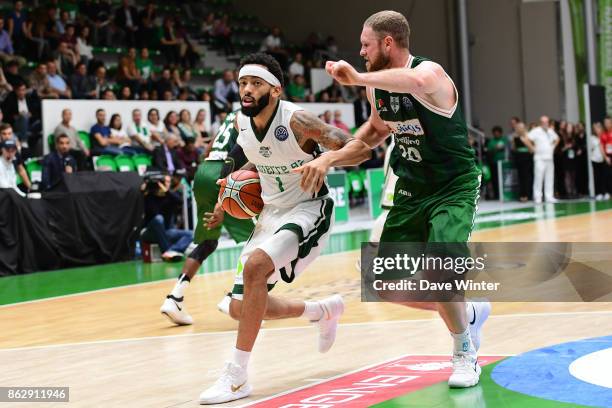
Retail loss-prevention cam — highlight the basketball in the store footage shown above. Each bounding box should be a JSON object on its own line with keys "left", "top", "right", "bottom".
{"left": 218, "top": 170, "right": 264, "bottom": 219}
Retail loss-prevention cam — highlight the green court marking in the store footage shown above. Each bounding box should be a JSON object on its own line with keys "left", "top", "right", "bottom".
{"left": 1, "top": 201, "right": 609, "bottom": 305}
{"left": 371, "top": 360, "right": 590, "bottom": 408}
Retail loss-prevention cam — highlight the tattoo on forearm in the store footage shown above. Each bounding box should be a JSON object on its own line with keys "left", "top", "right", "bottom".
{"left": 291, "top": 110, "right": 352, "bottom": 151}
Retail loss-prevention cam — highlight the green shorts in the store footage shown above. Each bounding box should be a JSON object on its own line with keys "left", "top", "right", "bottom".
{"left": 193, "top": 160, "right": 255, "bottom": 244}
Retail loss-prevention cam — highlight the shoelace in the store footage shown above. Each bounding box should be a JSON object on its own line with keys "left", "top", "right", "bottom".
{"left": 451, "top": 353, "right": 476, "bottom": 373}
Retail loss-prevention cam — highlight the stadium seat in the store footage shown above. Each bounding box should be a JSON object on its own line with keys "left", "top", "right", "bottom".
{"left": 25, "top": 158, "right": 43, "bottom": 183}
{"left": 78, "top": 131, "right": 91, "bottom": 150}
{"left": 115, "top": 155, "right": 136, "bottom": 172}
{"left": 16, "top": 173, "right": 22, "bottom": 185}
{"left": 132, "top": 155, "right": 152, "bottom": 175}
{"left": 93, "top": 155, "right": 118, "bottom": 172}
{"left": 47, "top": 133, "right": 55, "bottom": 150}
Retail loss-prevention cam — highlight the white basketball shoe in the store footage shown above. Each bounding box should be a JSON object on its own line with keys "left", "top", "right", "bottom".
{"left": 160, "top": 295, "right": 193, "bottom": 325}
{"left": 448, "top": 351, "right": 481, "bottom": 388}
{"left": 467, "top": 300, "right": 491, "bottom": 351}
{"left": 199, "top": 362, "right": 251, "bottom": 404}
{"left": 316, "top": 295, "right": 345, "bottom": 353}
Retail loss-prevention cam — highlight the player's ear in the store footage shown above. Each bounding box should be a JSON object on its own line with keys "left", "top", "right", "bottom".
{"left": 272, "top": 86, "right": 282, "bottom": 98}
{"left": 384, "top": 35, "right": 393, "bottom": 49}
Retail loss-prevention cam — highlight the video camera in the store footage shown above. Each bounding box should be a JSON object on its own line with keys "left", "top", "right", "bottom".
{"left": 142, "top": 170, "right": 167, "bottom": 194}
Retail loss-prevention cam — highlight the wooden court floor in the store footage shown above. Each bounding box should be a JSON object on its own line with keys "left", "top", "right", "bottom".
{"left": 1, "top": 209, "right": 611, "bottom": 407}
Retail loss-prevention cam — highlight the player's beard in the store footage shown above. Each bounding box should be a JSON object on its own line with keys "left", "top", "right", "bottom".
{"left": 241, "top": 92, "right": 271, "bottom": 117}
{"left": 366, "top": 47, "right": 390, "bottom": 72}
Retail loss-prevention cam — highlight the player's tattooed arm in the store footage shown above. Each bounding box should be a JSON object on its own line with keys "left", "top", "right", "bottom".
{"left": 290, "top": 109, "right": 352, "bottom": 151}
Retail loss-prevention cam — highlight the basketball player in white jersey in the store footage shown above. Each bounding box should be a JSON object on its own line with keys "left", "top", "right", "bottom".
{"left": 199, "top": 53, "right": 369, "bottom": 404}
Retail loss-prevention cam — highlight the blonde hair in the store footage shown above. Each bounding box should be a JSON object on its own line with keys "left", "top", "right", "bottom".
{"left": 364, "top": 10, "right": 410, "bottom": 49}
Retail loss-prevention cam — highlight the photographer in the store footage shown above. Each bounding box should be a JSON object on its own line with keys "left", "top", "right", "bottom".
{"left": 140, "top": 171, "right": 193, "bottom": 262}
{"left": 41, "top": 133, "right": 76, "bottom": 191}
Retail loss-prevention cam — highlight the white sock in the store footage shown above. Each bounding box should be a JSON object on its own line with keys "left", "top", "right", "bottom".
{"left": 170, "top": 274, "right": 190, "bottom": 299}
{"left": 451, "top": 328, "right": 475, "bottom": 355}
{"left": 232, "top": 347, "right": 250, "bottom": 369}
{"left": 302, "top": 301, "right": 324, "bottom": 322}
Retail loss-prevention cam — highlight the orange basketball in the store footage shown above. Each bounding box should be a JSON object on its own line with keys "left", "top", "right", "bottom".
{"left": 218, "top": 170, "right": 264, "bottom": 219}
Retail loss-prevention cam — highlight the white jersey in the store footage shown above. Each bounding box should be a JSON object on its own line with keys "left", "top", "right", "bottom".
{"left": 237, "top": 100, "right": 329, "bottom": 207}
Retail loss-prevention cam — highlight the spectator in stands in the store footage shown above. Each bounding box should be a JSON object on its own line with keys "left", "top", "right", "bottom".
{"left": 261, "top": 27, "right": 288, "bottom": 69}
{"left": 0, "top": 66, "right": 12, "bottom": 100}
{"left": 90, "top": 0, "right": 112, "bottom": 46}
{"left": 114, "top": 0, "right": 138, "bottom": 47}
{"left": 323, "top": 79, "right": 350, "bottom": 102}
{"left": 127, "top": 108, "right": 155, "bottom": 152}
{"left": 53, "top": 108, "right": 89, "bottom": 170}
{"left": 59, "top": 23, "right": 77, "bottom": 52}
{"left": 0, "top": 138, "right": 24, "bottom": 196}
{"left": 141, "top": 173, "right": 193, "bottom": 261}
{"left": 102, "top": 88, "right": 116, "bottom": 100}
{"left": 175, "top": 20, "right": 200, "bottom": 68}
{"left": 601, "top": 117, "right": 612, "bottom": 196}
{"left": 29, "top": 63, "right": 59, "bottom": 99}
{"left": 155, "top": 67, "right": 173, "bottom": 98}
{"left": 109, "top": 113, "right": 129, "bottom": 143}
{"left": 160, "top": 17, "right": 180, "bottom": 66}
{"left": 139, "top": 89, "right": 150, "bottom": 100}
{"left": 200, "top": 90, "right": 211, "bottom": 102}
{"left": 22, "top": 18, "right": 50, "bottom": 62}
{"left": 590, "top": 122, "right": 608, "bottom": 200}
{"left": 76, "top": 26, "right": 93, "bottom": 66}
{"left": 177, "top": 137, "right": 199, "bottom": 180}
{"left": 333, "top": 110, "right": 350, "bottom": 133}
{"left": 178, "top": 109, "right": 197, "bottom": 141}
{"left": 43, "top": 6, "right": 60, "bottom": 51}
{"left": 70, "top": 62, "right": 96, "bottom": 99}
{"left": 561, "top": 124, "right": 577, "bottom": 198}
{"left": 353, "top": 87, "right": 370, "bottom": 127}
{"left": 213, "top": 14, "right": 233, "bottom": 57}
{"left": 138, "top": 2, "right": 158, "bottom": 49}
{"left": 90, "top": 108, "right": 122, "bottom": 156}
{"left": 0, "top": 17, "right": 23, "bottom": 66}
{"left": 6, "top": 1, "right": 26, "bottom": 54}
{"left": 119, "top": 85, "right": 132, "bottom": 100}
{"left": 318, "top": 91, "right": 330, "bottom": 103}
{"left": 324, "top": 36, "right": 339, "bottom": 60}
{"left": 486, "top": 125, "right": 506, "bottom": 200}
{"left": 94, "top": 65, "right": 108, "bottom": 98}
{"left": 55, "top": 11, "right": 71, "bottom": 36}
{"left": 46, "top": 60, "right": 71, "bottom": 98}
{"left": 511, "top": 122, "right": 533, "bottom": 202}
{"left": 1, "top": 81, "right": 40, "bottom": 148}
{"left": 213, "top": 69, "right": 238, "bottom": 113}
{"left": 147, "top": 108, "right": 166, "bottom": 142}
{"left": 287, "top": 74, "right": 309, "bottom": 102}
{"left": 193, "top": 109, "right": 210, "bottom": 148}
{"left": 0, "top": 123, "right": 30, "bottom": 192}
{"left": 322, "top": 110, "right": 332, "bottom": 124}
{"left": 574, "top": 122, "right": 588, "bottom": 196}
{"left": 201, "top": 13, "right": 215, "bottom": 43}
{"left": 210, "top": 111, "right": 226, "bottom": 137}
{"left": 41, "top": 133, "right": 76, "bottom": 191}
{"left": 153, "top": 133, "right": 183, "bottom": 174}
{"left": 289, "top": 52, "right": 305, "bottom": 77}
{"left": 136, "top": 48, "right": 154, "bottom": 82}
{"left": 162, "top": 90, "right": 173, "bottom": 101}
{"left": 117, "top": 47, "right": 141, "bottom": 94}
{"left": 54, "top": 41, "right": 78, "bottom": 76}
{"left": 527, "top": 115, "right": 559, "bottom": 203}
{"left": 164, "top": 110, "right": 181, "bottom": 140}
{"left": 3, "top": 60, "right": 24, "bottom": 88}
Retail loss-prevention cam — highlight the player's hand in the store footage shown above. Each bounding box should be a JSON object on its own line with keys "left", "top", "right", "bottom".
{"left": 292, "top": 155, "right": 331, "bottom": 194}
{"left": 205, "top": 202, "right": 225, "bottom": 229}
{"left": 326, "top": 60, "right": 362, "bottom": 86}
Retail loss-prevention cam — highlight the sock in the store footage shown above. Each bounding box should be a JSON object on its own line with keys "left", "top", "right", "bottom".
{"left": 232, "top": 347, "right": 251, "bottom": 369}
{"left": 170, "top": 274, "right": 191, "bottom": 300}
{"left": 302, "top": 301, "right": 324, "bottom": 322}
{"left": 466, "top": 301, "right": 475, "bottom": 324}
{"left": 451, "top": 328, "right": 475, "bottom": 355}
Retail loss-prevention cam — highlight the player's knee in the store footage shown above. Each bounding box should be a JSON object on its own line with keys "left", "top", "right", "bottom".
{"left": 229, "top": 298, "right": 242, "bottom": 320}
{"left": 243, "top": 251, "right": 273, "bottom": 285}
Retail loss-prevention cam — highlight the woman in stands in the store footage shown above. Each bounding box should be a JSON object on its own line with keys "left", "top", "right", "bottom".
{"left": 193, "top": 109, "right": 210, "bottom": 153}
{"left": 178, "top": 109, "right": 197, "bottom": 141}
{"left": 109, "top": 113, "right": 138, "bottom": 155}
{"left": 164, "top": 111, "right": 183, "bottom": 147}
{"left": 148, "top": 108, "right": 166, "bottom": 143}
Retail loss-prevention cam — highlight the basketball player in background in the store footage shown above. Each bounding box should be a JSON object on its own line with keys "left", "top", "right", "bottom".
{"left": 159, "top": 110, "right": 255, "bottom": 325}
{"left": 294, "top": 11, "right": 491, "bottom": 388}
{"left": 198, "top": 53, "right": 368, "bottom": 404}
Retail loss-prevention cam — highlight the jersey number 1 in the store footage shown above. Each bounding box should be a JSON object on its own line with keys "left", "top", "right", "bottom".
{"left": 275, "top": 176, "right": 285, "bottom": 192}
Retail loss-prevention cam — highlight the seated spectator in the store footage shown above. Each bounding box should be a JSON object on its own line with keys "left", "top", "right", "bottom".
{"left": 70, "top": 62, "right": 96, "bottom": 99}
{"left": 93, "top": 66, "right": 108, "bottom": 98}
{"left": 178, "top": 109, "right": 197, "bottom": 140}
{"left": 0, "top": 138, "right": 24, "bottom": 196}
{"left": 260, "top": 27, "right": 288, "bottom": 69}
{"left": 46, "top": 60, "right": 71, "bottom": 98}
{"left": 288, "top": 52, "right": 304, "bottom": 77}
{"left": 119, "top": 85, "right": 132, "bottom": 100}
{"left": 212, "top": 14, "right": 233, "bottom": 57}
{"left": 0, "top": 66, "right": 12, "bottom": 100}
{"left": 114, "top": 0, "right": 138, "bottom": 47}
{"left": 164, "top": 110, "right": 181, "bottom": 139}
{"left": 193, "top": 109, "right": 210, "bottom": 148}
{"left": 0, "top": 17, "right": 24, "bottom": 66}
{"left": 137, "top": 2, "right": 158, "bottom": 49}
{"left": 140, "top": 173, "right": 193, "bottom": 261}
{"left": 353, "top": 87, "right": 370, "bottom": 127}
{"left": 53, "top": 108, "right": 90, "bottom": 170}
{"left": 42, "top": 6, "right": 60, "bottom": 50}
{"left": 1, "top": 81, "right": 40, "bottom": 147}
{"left": 6, "top": 1, "right": 27, "bottom": 55}
{"left": 59, "top": 23, "right": 77, "bottom": 51}
{"left": 177, "top": 137, "right": 199, "bottom": 180}
{"left": 333, "top": 110, "right": 350, "bottom": 133}
{"left": 322, "top": 79, "right": 349, "bottom": 102}
{"left": 117, "top": 47, "right": 141, "bottom": 94}
{"left": 3, "top": 60, "right": 24, "bottom": 88}
{"left": 91, "top": 0, "right": 113, "bottom": 47}
{"left": 0, "top": 123, "right": 30, "bottom": 192}
{"left": 22, "top": 18, "right": 51, "bottom": 62}
{"left": 210, "top": 111, "right": 227, "bottom": 138}
{"left": 127, "top": 108, "right": 156, "bottom": 152}
{"left": 213, "top": 69, "right": 238, "bottom": 113}
{"left": 55, "top": 10, "right": 71, "bottom": 36}
{"left": 160, "top": 17, "right": 180, "bottom": 66}
{"left": 109, "top": 113, "right": 138, "bottom": 155}
{"left": 139, "top": 89, "right": 150, "bottom": 100}
{"left": 136, "top": 48, "right": 154, "bottom": 81}
{"left": 147, "top": 108, "right": 166, "bottom": 142}
{"left": 90, "top": 109, "right": 126, "bottom": 156}
{"left": 321, "top": 110, "right": 332, "bottom": 124}
{"left": 286, "top": 74, "right": 310, "bottom": 102}
{"left": 101, "top": 88, "right": 115, "bottom": 100}
{"left": 55, "top": 41, "right": 79, "bottom": 76}
{"left": 76, "top": 26, "right": 94, "bottom": 66}
{"left": 41, "top": 133, "right": 76, "bottom": 191}
{"left": 153, "top": 133, "right": 183, "bottom": 174}
{"left": 155, "top": 67, "right": 173, "bottom": 97}
{"left": 29, "top": 63, "right": 59, "bottom": 99}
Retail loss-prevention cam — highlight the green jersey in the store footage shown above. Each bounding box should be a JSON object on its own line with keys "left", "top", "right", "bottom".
{"left": 371, "top": 55, "right": 477, "bottom": 189}
{"left": 208, "top": 110, "right": 240, "bottom": 160}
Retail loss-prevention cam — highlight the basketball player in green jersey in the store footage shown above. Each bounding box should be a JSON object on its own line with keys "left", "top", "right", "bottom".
{"left": 160, "top": 110, "right": 255, "bottom": 325}
{"left": 294, "top": 10, "right": 491, "bottom": 388}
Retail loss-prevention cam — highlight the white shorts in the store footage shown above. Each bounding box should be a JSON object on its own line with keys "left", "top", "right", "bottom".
{"left": 231, "top": 197, "right": 334, "bottom": 299}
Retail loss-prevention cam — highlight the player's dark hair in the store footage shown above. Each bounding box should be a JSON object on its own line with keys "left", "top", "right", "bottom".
{"left": 239, "top": 53, "right": 284, "bottom": 87}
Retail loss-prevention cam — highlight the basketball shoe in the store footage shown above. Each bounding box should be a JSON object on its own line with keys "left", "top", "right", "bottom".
{"left": 316, "top": 295, "right": 345, "bottom": 353}
{"left": 199, "top": 362, "right": 251, "bottom": 404}
{"left": 467, "top": 300, "right": 491, "bottom": 351}
{"left": 160, "top": 295, "right": 193, "bottom": 325}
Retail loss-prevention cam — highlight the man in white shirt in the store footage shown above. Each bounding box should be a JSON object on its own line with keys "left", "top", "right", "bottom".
{"left": 527, "top": 116, "right": 559, "bottom": 203}
{"left": 288, "top": 52, "right": 304, "bottom": 77}
{"left": 0, "top": 138, "right": 25, "bottom": 196}
{"left": 127, "top": 109, "right": 155, "bottom": 152}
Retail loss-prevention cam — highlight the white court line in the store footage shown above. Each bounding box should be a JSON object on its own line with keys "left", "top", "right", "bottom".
{"left": 1, "top": 310, "right": 610, "bottom": 353}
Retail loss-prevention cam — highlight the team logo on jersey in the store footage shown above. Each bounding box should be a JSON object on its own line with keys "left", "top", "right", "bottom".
{"left": 402, "top": 96, "right": 413, "bottom": 109}
{"left": 376, "top": 98, "right": 385, "bottom": 109}
{"left": 390, "top": 96, "right": 400, "bottom": 113}
{"left": 259, "top": 146, "right": 272, "bottom": 158}
{"left": 386, "top": 119, "right": 425, "bottom": 136}
{"left": 274, "top": 125, "right": 289, "bottom": 141}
